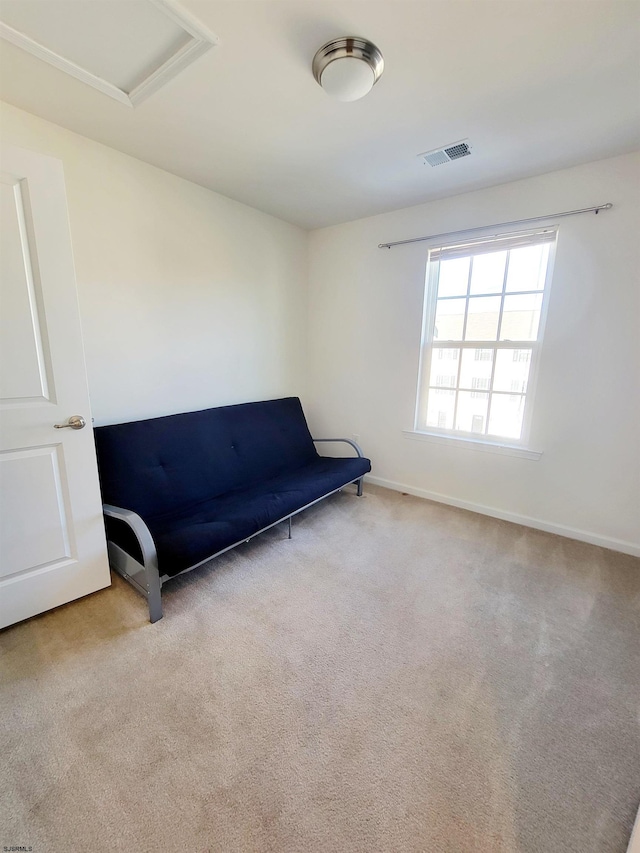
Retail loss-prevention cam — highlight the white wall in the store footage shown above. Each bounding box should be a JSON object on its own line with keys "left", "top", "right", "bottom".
{"left": 2, "top": 102, "right": 637, "bottom": 554}
{"left": 307, "top": 153, "right": 640, "bottom": 554}
{"left": 0, "top": 102, "right": 308, "bottom": 425}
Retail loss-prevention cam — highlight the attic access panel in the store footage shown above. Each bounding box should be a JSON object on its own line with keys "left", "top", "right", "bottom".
{"left": 0, "top": 0, "right": 218, "bottom": 107}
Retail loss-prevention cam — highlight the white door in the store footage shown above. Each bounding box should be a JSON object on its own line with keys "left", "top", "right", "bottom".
{"left": 0, "top": 145, "right": 110, "bottom": 629}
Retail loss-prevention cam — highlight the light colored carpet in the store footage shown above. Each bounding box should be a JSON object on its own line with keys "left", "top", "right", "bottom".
{"left": 1, "top": 484, "right": 639, "bottom": 853}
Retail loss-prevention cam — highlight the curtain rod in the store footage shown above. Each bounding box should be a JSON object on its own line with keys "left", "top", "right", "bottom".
{"left": 377, "top": 203, "right": 613, "bottom": 249}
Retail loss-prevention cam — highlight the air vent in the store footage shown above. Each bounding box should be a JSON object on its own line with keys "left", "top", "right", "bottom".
{"left": 420, "top": 140, "right": 472, "bottom": 167}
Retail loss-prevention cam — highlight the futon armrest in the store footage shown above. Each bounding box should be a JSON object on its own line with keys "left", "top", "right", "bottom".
{"left": 102, "top": 504, "right": 158, "bottom": 568}
{"left": 312, "top": 438, "right": 364, "bottom": 458}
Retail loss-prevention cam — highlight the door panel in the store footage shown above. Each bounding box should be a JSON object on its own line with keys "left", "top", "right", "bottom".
{"left": 0, "top": 445, "right": 71, "bottom": 578}
{"left": 0, "top": 174, "right": 52, "bottom": 403}
{"left": 0, "top": 145, "right": 110, "bottom": 629}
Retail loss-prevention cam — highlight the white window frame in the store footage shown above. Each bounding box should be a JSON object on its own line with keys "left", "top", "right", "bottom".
{"left": 412, "top": 226, "right": 558, "bottom": 454}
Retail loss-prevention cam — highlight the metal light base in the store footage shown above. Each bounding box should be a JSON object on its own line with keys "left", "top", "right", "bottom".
{"left": 312, "top": 36, "right": 384, "bottom": 89}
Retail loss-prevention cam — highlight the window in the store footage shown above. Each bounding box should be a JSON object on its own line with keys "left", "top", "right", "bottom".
{"left": 435, "top": 374, "right": 455, "bottom": 387}
{"left": 513, "top": 349, "right": 530, "bottom": 363}
{"left": 475, "top": 348, "right": 492, "bottom": 361}
{"left": 438, "top": 348, "right": 459, "bottom": 360}
{"left": 416, "top": 228, "right": 556, "bottom": 443}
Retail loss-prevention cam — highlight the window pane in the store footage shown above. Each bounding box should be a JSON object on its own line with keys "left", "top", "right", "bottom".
{"left": 434, "top": 347, "right": 459, "bottom": 361}
{"left": 455, "top": 390, "right": 488, "bottom": 434}
{"left": 500, "top": 293, "right": 542, "bottom": 341}
{"left": 488, "top": 393, "right": 525, "bottom": 439}
{"left": 506, "top": 244, "right": 549, "bottom": 292}
{"left": 428, "top": 352, "right": 458, "bottom": 388}
{"left": 469, "top": 251, "right": 506, "bottom": 295}
{"left": 434, "top": 298, "right": 465, "bottom": 340}
{"left": 459, "top": 347, "right": 493, "bottom": 389}
{"left": 437, "top": 257, "right": 469, "bottom": 297}
{"left": 493, "top": 349, "right": 532, "bottom": 393}
{"left": 465, "top": 296, "right": 501, "bottom": 341}
{"left": 426, "top": 389, "right": 455, "bottom": 430}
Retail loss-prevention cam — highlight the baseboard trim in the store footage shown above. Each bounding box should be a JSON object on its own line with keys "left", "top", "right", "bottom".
{"left": 365, "top": 476, "right": 640, "bottom": 558}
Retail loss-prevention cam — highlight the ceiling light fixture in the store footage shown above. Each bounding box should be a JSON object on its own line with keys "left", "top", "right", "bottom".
{"left": 313, "top": 37, "right": 383, "bottom": 102}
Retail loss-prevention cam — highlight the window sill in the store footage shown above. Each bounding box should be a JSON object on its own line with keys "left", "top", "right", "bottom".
{"left": 402, "top": 430, "right": 543, "bottom": 460}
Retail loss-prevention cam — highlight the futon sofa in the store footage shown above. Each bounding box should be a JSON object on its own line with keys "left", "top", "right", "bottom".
{"left": 94, "top": 397, "right": 371, "bottom": 622}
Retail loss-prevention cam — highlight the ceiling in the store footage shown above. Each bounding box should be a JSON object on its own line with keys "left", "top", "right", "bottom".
{"left": 1, "top": 0, "right": 639, "bottom": 229}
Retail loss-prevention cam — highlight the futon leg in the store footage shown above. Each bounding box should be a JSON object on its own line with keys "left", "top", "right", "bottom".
{"left": 288, "top": 516, "right": 292, "bottom": 539}
{"left": 147, "top": 571, "right": 163, "bottom": 623}
{"left": 103, "top": 505, "right": 163, "bottom": 623}
{"left": 357, "top": 477, "right": 364, "bottom": 497}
